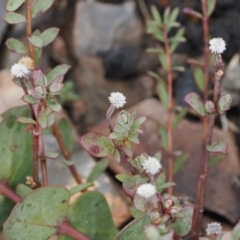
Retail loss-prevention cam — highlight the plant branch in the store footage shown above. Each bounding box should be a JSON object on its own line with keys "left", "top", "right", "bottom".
{"left": 39, "top": 133, "right": 48, "bottom": 186}
{"left": 25, "top": 0, "right": 34, "bottom": 60}
{"left": 192, "top": 56, "right": 224, "bottom": 238}
{"left": 52, "top": 123, "right": 82, "bottom": 184}
{"left": 58, "top": 220, "right": 90, "bottom": 240}
{"left": 163, "top": 26, "right": 174, "bottom": 197}
{"left": 0, "top": 181, "right": 21, "bottom": 203}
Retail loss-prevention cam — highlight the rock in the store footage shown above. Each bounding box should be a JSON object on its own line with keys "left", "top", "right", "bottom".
{"left": 0, "top": 70, "right": 25, "bottom": 114}
{"left": 72, "top": 1, "right": 142, "bottom": 56}
{"left": 72, "top": 55, "right": 154, "bottom": 132}
{"left": 90, "top": 98, "right": 240, "bottom": 223}
{"left": 221, "top": 54, "right": 240, "bottom": 107}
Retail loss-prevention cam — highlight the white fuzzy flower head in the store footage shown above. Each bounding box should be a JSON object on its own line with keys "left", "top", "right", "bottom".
{"left": 108, "top": 92, "right": 126, "bottom": 109}
{"left": 206, "top": 222, "right": 222, "bottom": 235}
{"left": 209, "top": 38, "right": 226, "bottom": 54}
{"left": 11, "top": 63, "right": 30, "bottom": 78}
{"left": 141, "top": 157, "right": 162, "bottom": 175}
{"left": 136, "top": 183, "right": 156, "bottom": 199}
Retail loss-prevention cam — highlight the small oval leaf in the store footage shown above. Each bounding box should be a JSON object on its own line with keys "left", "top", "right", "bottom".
{"left": 28, "top": 35, "right": 44, "bottom": 48}
{"left": 5, "top": 38, "right": 28, "bottom": 54}
{"left": 40, "top": 27, "right": 59, "bottom": 46}
{"left": 4, "top": 12, "right": 26, "bottom": 24}
{"left": 79, "top": 132, "right": 114, "bottom": 157}
{"left": 6, "top": 0, "right": 25, "bottom": 11}
{"left": 184, "top": 92, "right": 206, "bottom": 116}
{"left": 31, "top": 0, "right": 54, "bottom": 18}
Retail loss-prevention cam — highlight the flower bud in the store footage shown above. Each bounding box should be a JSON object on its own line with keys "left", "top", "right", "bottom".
{"left": 205, "top": 100, "right": 215, "bottom": 114}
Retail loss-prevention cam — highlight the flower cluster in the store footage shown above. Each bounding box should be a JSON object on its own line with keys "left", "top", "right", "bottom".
{"left": 141, "top": 156, "right": 162, "bottom": 175}
{"left": 108, "top": 92, "right": 126, "bottom": 109}
{"left": 209, "top": 38, "right": 226, "bottom": 54}
{"left": 11, "top": 63, "right": 30, "bottom": 78}
{"left": 137, "top": 183, "right": 156, "bottom": 199}
{"left": 206, "top": 222, "right": 222, "bottom": 235}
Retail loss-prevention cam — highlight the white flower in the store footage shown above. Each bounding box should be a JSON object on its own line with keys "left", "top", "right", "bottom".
{"left": 141, "top": 157, "right": 162, "bottom": 175}
{"left": 209, "top": 38, "right": 226, "bottom": 54}
{"left": 206, "top": 222, "right": 222, "bottom": 235}
{"left": 108, "top": 92, "right": 126, "bottom": 109}
{"left": 11, "top": 63, "right": 30, "bottom": 78}
{"left": 137, "top": 183, "right": 156, "bottom": 199}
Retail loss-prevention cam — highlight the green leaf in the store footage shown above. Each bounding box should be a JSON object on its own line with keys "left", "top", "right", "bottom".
{"left": 218, "top": 94, "right": 232, "bottom": 114}
{"left": 70, "top": 183, "right": 94, "bottom": 196}
{"left": 46, "top": 64, "right": 71, "bottom": 85}
{"left": 193, "top": 66, "right": 204, "bottom": 92}
{"left": 113, "top": 149, "right": 120, "bottom": 162}
{"left": 79, "top": 132, "right": 115, "bottom": 158}
{"left": 60, "top": 192, "right": 118, "bottom": 240}
{"left": 0, "top": 107, "right": 33, "bottom": 230}
{"left": 4, "top": 186, "right": 70, "bottom": 240}
{"left": 40, "top": 27, "right": 59, "bottom": 46}
{"left": 0, "top": 107, "right": 33, "bottom": 185}
{"left": 158, "top": 124, "right": 168, "bottom": 150}
{"left": 168, "top": 8, "right": 179, "bottom": 25}
{"left": 146, "top": 21, "right": 164, "bottom": 42}
{"left": 172, "top": 66, "right": 185, "bottom": 72}
{"left": 46, "top": 97, "right": 62, "bottom": 112}
{"left": 151, "top": 6, "right": 162, "bottom": 24}
{"left": 17, "top": 116, "right": 36, "bottom": 124}
{"left": 4, "top": 12, "right": 26, "bottom": 24}
{"left": 6, "top": 0, "right": 25, "bottom": 11}
{"left": 37, "top": 110, "right": 48, "bottom": 129}
{"left": 163, "top": 7, "right": 171, "bottom": 24}
{"left": 144, "top": 225, "right": 161, "bottom": 240}
{"left": 173, "top": 107, "right": 187, "bottom": 128}
{"left": 87, "top": 159, "right": 109, "bottom": 182}
{"left": 31, "top": 0, "right": 54, "bottom": 18}
{"left": 114, "top": 215, "right": 151, "bottom": 240}
{"left": 5, "top": 38, "right": 27, "bottom": 54}
{"left": 45, "top": 151, "right": 59, "bottom": 159}
{"left": 173, "top": 153, "right": 188, "bottom": 174}
{"left": 0, "top": 115, "right": 5, "bottom": 125}
{"left": 57, "top": 119, "right": 73, "bottom": 153}
{"left": 129, "top": 206, "right": 143, "bottom": 219}
{"left": 184, "top": 92, "right": 206, "bottom": 116}
{"left": 158, "top": 52, "right": 167, "bottom": 69}
{"left": 232, "top": 222, "right": 240, "bottom": 240}
{"left": 206, "top": 141, "right": 227, "bottom": 153}
{"left": 209, "top": 154, "right": 225, "bottom": 167}
{"left": 27, "top": 35, "right": 44, "bottom": 48}
{"left": 155, "top": 173, "right": 166, "bottom": 192}
{"left": 16, "top": 184, "right": 32, "bottom": 197}
{"left": 171, "top": 206, "right": 194, "bottom": 236}
{"left": 22, "top": 94, "right": 40, "bottom": 104}
{"left": 157, "top": 81, "right": 168, "bottom": 109}
{"left": 207, "top": 0, "right": 216, "bottom": 16}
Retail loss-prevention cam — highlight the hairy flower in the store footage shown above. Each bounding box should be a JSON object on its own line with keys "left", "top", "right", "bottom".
{"left": 209, "top": 38, "right": 226, "bottom": 54}
{"left": 206, "top": 222, "right": 222, "bottom": 235}
{"left": 18, "top": 57, "right": 34, "bottom": 69}
{"left": 137, "top": 183, "right": 156, "bottom": 199}
{"left": 141, "top": 157, "right": 162, "bottom": 175}
{"left": 108, "top": 92, "right": 126, "bottom": 108}
{"left": 11, "top": 63, "right": 30, "bottom": 78}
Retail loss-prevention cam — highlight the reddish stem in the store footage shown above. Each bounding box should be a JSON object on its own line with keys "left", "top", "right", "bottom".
{"left": 192, "top": 58, "right": 224, "bottom": 238}
{"left": 52, "top": 123, "right": 82, "bottom": 184}
{"left": 0, "top": 181, "right": 21, "bottom": 203}
{"left": 163, "top": 25, "right": 174, "bottom": 197}
{"left": 25, "top": 0, "right": 34, "bottom": 61}
{"left": 39, "top": 133, "right": 48, "bottom": 186}
{"left": 58, "top": 221, "right": 90, "bottom": 240}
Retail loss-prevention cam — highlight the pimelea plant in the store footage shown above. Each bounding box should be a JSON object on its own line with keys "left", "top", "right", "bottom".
{"left": 80, "top": 92, "right": 194, "bottom": 239}
{"left": 146, "top": 6, "right": 188, "bottom": 197}
{"left": 0, "top": 0, "right": 118, "bottom": 239}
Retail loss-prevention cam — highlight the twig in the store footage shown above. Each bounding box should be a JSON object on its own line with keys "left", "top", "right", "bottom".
{"left": 58, "top": 220, "right": 90, "bottom": 240}
{"left": 192, "top": 57, "right": 224, "bottom": 238}
{"left": 39, "top": 133, "right": 48, "bottom": 186}
{"left": 0, "top": 181, "right": 21, "bottom": 203}
{"left": 25, "top": 0, "right": 34, "bottom": 60}
{"left": 163, "top": 25, "right": 174, "bottom": 197}
{"left": 52, "top": 123, "right": 82, "bottom": 184}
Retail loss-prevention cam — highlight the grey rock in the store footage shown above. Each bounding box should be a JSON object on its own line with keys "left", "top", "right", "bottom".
{"left": 73, "top": 1, "right": 142, "bottom": 56}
